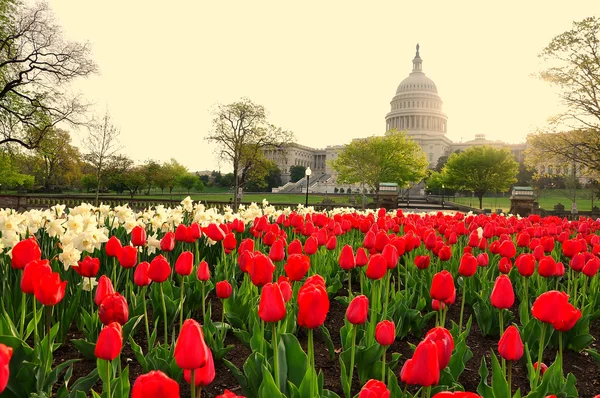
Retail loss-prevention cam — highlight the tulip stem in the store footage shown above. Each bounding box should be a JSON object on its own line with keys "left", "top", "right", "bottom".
{"left": 89, "top": 277, "right": 94, "bottom": 314}
{"left": 381, "top": 345, "right": 387, "bottom": 383}
{"left": 348, "top": 325, "right": 357, "bottom": 397}
{"left": 308, "top": 329, "right": 317, "bottom": 397}
{"left": 32, "top": 297, "right": 38, "bottom": 347}
{"left": 112, "top": 257, "right": 117, "bottom": 287}
{"left": 500, "top": 310, "right": 506, "bottom": 376}
{"left": 141, "top": 286, "right": 151, "bottom": 346}
{"left": 534, "top": 323, "right": 546, "bottom": 389}
{"left": 559, "top": 331, "right": 563, "bottom": 373}
{"left": 180, "top": 275, "right": 185, "bottom": 332}
{"left": 459, "top": 283, "right": 466, "bottom": 331}
{"left": 523, "top": 278, "right": 529, "bottom": 325}
{"left": 347, "top": 271, "right": 352, "bottom": 300}
{"left": 106, "top": 360, "right": 111, "bottom": 398}
{"left": 191, "top": 371, "right": 196, "bottom": 398}
{"left": 581, "top": 277, "right": 588, "bottom": 308}
{"left": 201, "top": 282, "right": 206, "bottom": 323}
{"left": 572, "top": 274, "right": 579, "bottom": 307}
{"left": 220, "top": 302, "right": 226, "bottom": 344}
{"left": 272, "top": 322, "right": 281, "bottom": 391}
{"left": 20, "top": 291, "right": 26, "bottom": 339}
{"left": 507, "top": 361, "right": 512, "bottom": 396}
{"left": 159, "top": 283, "right": 168, "bottom": 345}
{"left": 382, "top": 273, "right": 390, "bottom": 321}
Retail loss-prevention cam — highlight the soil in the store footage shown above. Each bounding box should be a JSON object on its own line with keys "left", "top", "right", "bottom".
{"left": 52, "top": 287, "right": 600, "bottom": 398}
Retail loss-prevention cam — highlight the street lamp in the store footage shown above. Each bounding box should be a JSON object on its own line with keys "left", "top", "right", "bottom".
{"left": 442, "top": 184, "right": 445, "bottom": 209}
{"left": 305, "top": 167, "right": 312, "bottom": 207}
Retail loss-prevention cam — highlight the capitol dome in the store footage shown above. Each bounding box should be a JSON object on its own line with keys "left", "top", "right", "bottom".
{"left": 396, "top": 73, "right": 438, "bottom": 94}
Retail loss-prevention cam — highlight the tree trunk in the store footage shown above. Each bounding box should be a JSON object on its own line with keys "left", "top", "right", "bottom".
{"left": 95, "top": 165, "right": 101, "bottom": 206}
{"left": 233, "top": 161, "right": 239, "bottom": 211}
{"left": 147, "top": 184, "right": 151, "bottom": 195}
{"left": 478, "top": 194, "right": 483, "bottom": 209}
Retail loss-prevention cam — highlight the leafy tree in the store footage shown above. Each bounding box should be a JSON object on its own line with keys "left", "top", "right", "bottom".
{"left": 425, "top": 170, "right": 445, "bottom": 194}
{"left": 178, "top": 173, "right": 198, "bottom": 194}
{"left": 434, "top": 150, "right": 461, "bottom": 172}
{"left": 246, "top": 163, "right": 281, "bottom": 192}
{"left": 119, "top": 166, "right": 146, "bottom": 198}
{"left": 206, "top": 97, "right": 294, "bottom": 209}
{"left": 32, "top": 129, "right": 82, "bottom": 190}
{"left": 81, "top": 174, "right": 98, "bottom": 193}
{"left": 195, "top": 179, "right": 205, "bottom": 192}
{"left": 0, "top": 1, "right": 96, "bottom": 149}
{"left": 154, "top": 159, "right": 187, "bottom": 196}
{"left": 0, "top": 150, "right": 34, "bottom": 190}
{"left": 443, "top": 146, "right": 519, "bottom": 209}
{"left": 526, "top": 17, "right": 600, "bottom": 175}
{"left": 330, "top": 129, "right": 428, "bottom": 197}
{"left": 220, "top": 173, "right": 235, "bottom": 188}
{"left": 289, "top": 165, "right": 306, "bottom": 183}
{"left": 516, "top": 161, "right": 535, "bottom": 186}
{"left": 103, "top": 154, "right": 134, "bottom": 194}
{"left": 198, "top": 174, "right": 209, "bottom": 184}
{"left": 141, "top": 159, "right": 161, "bottom": 195}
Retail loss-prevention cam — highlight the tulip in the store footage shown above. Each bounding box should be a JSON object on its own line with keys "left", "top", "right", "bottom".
{"left": 132, "top": 371, "right": 180, "bottom": 398}
{"left": 538, "top": 256, "right": 557, "bottom": 277}
{"left": 562, "top": 239, "right": 580, "bottom": 258}
{"left": 174, "top": 319, "right": 209, "bottom": 370}
{"left": 499, "top": 240, "right": 516, "bottom": 258}
{"left": 490, "top": 274, "right": 514, "bottom": 335}
{"left": 477, "top": 253, "right": 489, "bottom": 267}
{"left": 400, "top": 339, "right": 440, "bottom": 387}
{"left": 424, "top": 327, "right": 454, "bottom": 370}
{"left": 223, "top": 232, "right": 237, "bottom": 254}
{"left": 0, "top": 344, "right": 13, "bottom": 394}
{"left": 366, "top": 254, "right": 387, "bottom": 280}
{"left": 216, "top": 390, "right": 245, "bottom": 398}
{"left": 11, "top": 237, "right": 41, "bottom": 269}
{"left": 533, "top": 361, "right": 548, "bottom": 376}
{"left": 356, "top": 247, "right": 369, "bottom": 267}
{"left": 258, "top": 283, "right": 286, "bottom": 323}
{"left": 304, "top": 236, "right": 318, "bottom": 255}
{"left": 148, "top": 255, "right": 171, "bottom": 283}
{"left": 458, "top": 253, "right": 477, "bottom": 277}
{"left": 33, "top": 272, "right": 67, "bottom": 306}
{"left": 284, "top": 254, "right": 310, "bottom": 281}
{"left": 105, "top": 236, "right": 122, "bottom": 257}
{"left": 287, "top": 239, "right": 303, "bottom": 255}
{"left": 346, "top": 295, "right": 369, "bottom": 325}
{"left": 375, "top": 320, "right": 395, "bottom": 346}
{"left": 278, "top": 278, "right": 292, "bottom": 302}
{"left": 415, "top": 255, "right": 431, "bottom": 270}
{"left": 95, "top": 275, "right": 115, "bottom": 305}
{"left": 432, "top": 393, "right": 482, "bottom": 398}
{"left": 160, "top": 231, "right": 175, "bottom": 252}
{"left": 430, "top": 270, "right": 454, "bottom": 303}
{"left": 498, "top": 325, "right": 523, "bottom": 394}
{"left": 248, "top": 253, "right": 275, "bottom": 287}
{"left": 326, "top": 235, "right": 337, "bottom": 251}
{"left": 498, "top": 257, "right": 512, "bottom": 274}
{"left": 438, "top": 245, "right": 452, "bottom": 261}
{"left": 21, "top": 259, "right": 52, "bottom": 294}
{"left": 118, "top": 245, "right": 138, "bottom": 269}
{"left": 184, "top": 348, "right": 215, "bottom": 388}
{"left": 73, "top": 256, "right": 100, "bottom": 278}
{"left": 515, "top": 253, "right": 535, "bottom": 277}
{"left": 134, "top": 261, "right": 151, "bottom": 343}
{"left": 338, "top": 244, "right": 356, "bottom": 271}
{"left": 358, "top": 379, "right": 390, "bottom": 398}
{"left": 98, "top": 293, "right": 129, "bottom": 325}
{"left": 216, "top": 280, "right": 233, "bottom": 299}
{"left": 131, "top": 225, "right": 147, "bottom": 247}
{"left": 95, "top": 322, "right": 123, "bottom": 361}
{"left": 382, "top": 244, "right": 399, "bottom": 269}
{"left": 197, "top": 260, "right": 210, "bottom": 281}
{"left": 175, "top": 223, "right": 189, "bottom": 242}
{"left": 175, "top": 251, "right": 194, "bottom": 276}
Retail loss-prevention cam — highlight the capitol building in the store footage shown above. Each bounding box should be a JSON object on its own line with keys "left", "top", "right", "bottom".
{"left": 265, "top": 45, "right": 526, "bottom": 193}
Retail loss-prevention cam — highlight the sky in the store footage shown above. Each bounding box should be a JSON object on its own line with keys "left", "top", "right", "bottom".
{"left": 44, "top": 0, "right": 597, "bottom": 172}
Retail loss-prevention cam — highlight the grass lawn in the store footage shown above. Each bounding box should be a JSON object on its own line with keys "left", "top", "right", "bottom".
{"left": 450, "top": 189, "right": 598, "bottom": 212}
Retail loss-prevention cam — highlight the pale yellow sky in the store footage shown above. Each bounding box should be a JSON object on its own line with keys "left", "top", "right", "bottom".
{"left": 45, "top": 0, "right": 597, "bottom": 172}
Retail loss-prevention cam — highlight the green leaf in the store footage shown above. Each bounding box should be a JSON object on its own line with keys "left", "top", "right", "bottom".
{"left": 258, "top": 365, "right": 285, "bottom": 398}
{"left": 491, "top": 351, "right": 508, "bottom": 398}
{"left": 223, "top": 359, "right": 249, "bottom": 397}
{"left": 68, "top": 369, "right": 99, "bottom": 398}
{"left": 71, "top": 338, "right": 96, "bottom": 360}
{"left": 476, "top": 356, "right": 493, "bottom": 398}
{"left": 339, "top": 357, "right": 350, "bottom": 398}
{"left": 281, "top": 333, "right": 307, "bottom": 388}
{"left": 320, "top": 325, "right": 336, "bottom": 361}
{"left": 298, "top": 366, "right": 317, "bottom": 398}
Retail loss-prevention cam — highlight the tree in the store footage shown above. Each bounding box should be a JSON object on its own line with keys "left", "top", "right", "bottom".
{"left": 154, "top": 159, "right": 187, "bottom": 197}
{"left": 206, "top": 98, "right": 294, "bottom": 209}
{"left": 526, "top": 17, "right": 600, "bottom": 175}
{"left": 84, "top": 112, "right": 120, "bottom": 204}
{"left": 330, "top": 130, "right": 428, "bottom": 200}
{"left": 443, "top": 146, "right": 519, "bottom": 209}
{"left": 81, "top": 174, "right": 97, "bottom": 193}
{"left": 0, "top": 150, "right": 34, "bottom": 190}
{"left": 0, "top": 1, "right": 96, "bottom": 149}
{"left": 177, "top": 173, "right": 197, "bottom": 194}
{"left": 119, "top": 166, "right": 146, "bottom": 199}
{"left": 33, "top": 128, "right": 82, "bottom": 190}
{"left": 141, "top": 160, "right": 161, "bottom": 195}
{"left": 246, "top": 162, "right": 281, "bottom": 192}
{"left": 289, "top": 165, "right": 306, "bottom": 183}
{"left": 195, "top": 179, "right": 205, "bottom": 192}
{"left": 103, "top": 154, "right": 134, "bottom": 194}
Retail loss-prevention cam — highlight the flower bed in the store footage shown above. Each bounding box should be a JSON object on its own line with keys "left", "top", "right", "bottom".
{"left": 0, "top": 199, "right": 599, "bottom": 397}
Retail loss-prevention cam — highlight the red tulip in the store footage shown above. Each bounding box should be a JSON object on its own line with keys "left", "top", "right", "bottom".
{"left": 476, "top": 253, "right": 489, "bottom": 267}
{"left": 183, "top": 348, "right": 215, "bottom": 387}
{"left": 339, "top": 245, "right": 356, "bottom": 271}
{"left": 73, "top": 256, "right": 100, "bottom": 278}
{"left": 355, "top": 247, "right": 369, "bottom": 267}
{"left": 99, "top": 293, "right": 129, "bottom": 325}
{"left": 346, "top": 295, "right": 369, "bottom": 325}
{"left": 216, "top": 390, "right": 245, "bottom": 398}
{"left": 223, "top": 232, "right": 237, "bottom": 254}
{"left": 95, "top": 322, "right": 123, "bottom": 360}
{"left": 287, "top": 239, "right": 303, "bottom": 256}
{"left": 569, "top": 253, "right": 586, "bottom": 272}
{"left": 174, "top": 319, "right": 209, "bottom": 369}
{"left": 0, "top": 343, "right": 13, "bottom": 394}
{"left": 11, "top": 237, "right": 41, "bottom": 269}
{"left": 415, "top": 255, "right": 430, "bottom": 270}
{"left": 400, "top": 339, "right": 440, "bottom": 386}
{"left": 432, "top": 299, "right": 446, "bottom": 311}
{"left": 438, "top": 245, "right": 452, "bottom": 261}
{"left": 175, "top": 251, "right": 194, "bottom": 276}
{"left": 531, "top": 290, "right": 580, "bottom": 331}
{"left": 366, "top": 254, "right": 387, "bottom": 280}
{"left": 134, "top": 261, "right": 151, "bottom": 286}
{"left": 131, "top": 226, "right": 147, "bottom": 247}
{"left": 326, "top": 235, "right": 337, "bottom": 251}
{"left": 33, "top": 272, "right": 67, "bottom": 306}
{"left": 105, "top": 236, "right": 122, "bottom": 257}
{"left": 160, "top": 232, "right": 175, "bottom": 252}
{"left": 258, "top": 283, "right": 286, "bottom": 323}
{"left": 432, "top": 393, "right": 482, "bottom": 398}
{"left": 490, "top": 275, "right": 514, "bottom": 309}
{"left": 516, "top": 232, "right": 530, "bottom": 248}
{"left": 375, "top": 320, "right": 395, "bottom": 346}
{"left": 304, "top": 236, "right": 318, "bottom": 255}
{"left": 499, "top": 240, "right": 516, "bottom": 258}
{"left": 541, "top": 236, "right": 555, "bottom": 253}
{"left": 197, "top": 260, "right": 210, "bottom": 282}
{"left": 498, "top": 325, "right": 523, "bottom": 361}
{"left": 118, "top": 245, "right": 138, "bottom": 269}
{"left": 148, "top": 255, "right": 171, "bottom": 283}
{"left": 358, "top": 379, "right": 390, "bottom": 398}
{"left": 498, "top": 257, "right": 512, "bottom": 274}
{"left": 458, "top": 253, "right": 477, "bottom": 277}
{"left": 278, "top": 277, "right": 292, "bottom": 302}
{"left": 175, "top": 224, "right": 189, "bottom": 242}
{"left": 430, "top": 270, "right": 455, "bottom": 303}
{"left": 582, "top": 257, "right": 600, "bottom": 277}
{"left": 515, "top": 254, "right": 535, "bottom": 277}
{"left": 248, "top": 253, "right": 275, "bottom": 287}
{"left": 562, "top": 239, "right": 581, "bottom": 258}
{"left": 95, "top": 275, "right": 115, "bottom": 305}
{"left": 205, "top": 224, "right": 226, "bottom": 241}
{"left": 268, "top": 239, "right": 285, "bottom": 262}
{"left": 538, "top": 256, "right": 557, "bottom": 278}
{"left": 424, "top": 327, "right": 454, "bottom": 370}
{"left": 216, "top": 280, "right": 233, "bottom": 299}
{"left": 533, "top": 361, "right": 548, "bottom": 375}
{"left": 284, "top": 254, "right": 310, "bottom": 281}
{"left": 382, "top": 244, "right": 399, "bottom": 269}
{"left": 553, "top": 302, "right": 581, "bottom": 332}
{"left": 298, "top": 279, "right": 330, "bottom": 329}
{"left": 132, "top": 371, "right": 180, "bottom": 398}
{"left": 21, "top": 259, "right": 52, "bottom": 294}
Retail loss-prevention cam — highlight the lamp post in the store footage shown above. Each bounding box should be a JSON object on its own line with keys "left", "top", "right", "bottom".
{"left": 305, "top": 167, "right": 312, "bottom": 207}
{"left": 442, "top": 184, "right": 445, "bottom": 209}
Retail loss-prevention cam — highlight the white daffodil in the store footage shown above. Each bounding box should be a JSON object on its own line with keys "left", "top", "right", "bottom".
{"left": 59, "top": 242, "right": 82, "bottom": 270}
{"left": 81, "top": 277, "right": 98, "bottom": 292}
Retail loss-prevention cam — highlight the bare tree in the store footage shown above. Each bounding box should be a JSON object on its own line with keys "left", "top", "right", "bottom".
{"left": 84, "top": 112, "right": 120, "bottom": 205}
{"left": 0, "top": 1, "right": 97, "bottom": 149}
{"left": 206, "top": 98, "right": 294, "bottom": 209}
